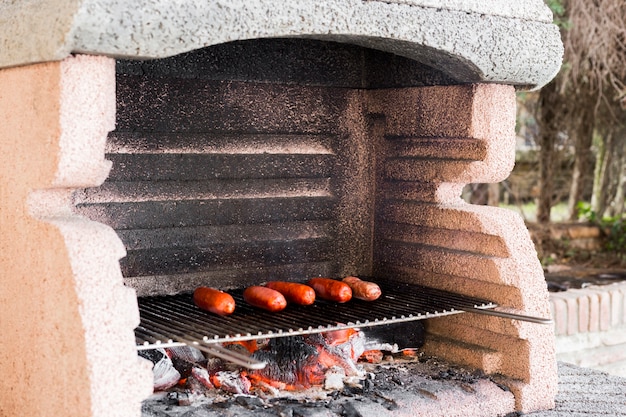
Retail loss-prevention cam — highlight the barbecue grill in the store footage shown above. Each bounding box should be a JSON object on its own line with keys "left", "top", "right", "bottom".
{"left": 0, "top": 1, "right": 563, "bottom": 416}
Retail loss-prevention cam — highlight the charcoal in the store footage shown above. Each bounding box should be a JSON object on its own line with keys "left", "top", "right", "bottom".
{"left": 140, "top": 348, "right": 182, "bottom": 391}
{"left": 190, "top": 366, "right": 214, "bottom": 390}
{"left": 390, "top": 375, "right": 403, "bottom": 386}
{"left": 213, "top": 370, "right": 251, "bottom": 394}
{"left": 185, "top": 366, "right": 214, "bottom": 396}
{"left": 139, "top": 348, "right": 168, "bottom": 364}
{"left": 168, "top": 346, "right": 207, "bottom": 377}
{"left": 141, "top": 333, "right": 517, "bottom": 417}
{"left": 362, "top": 322, "right": 424, "bottom": 350}
{"left": 169, "top": 345, "right": 206, "bottom": 363}
{"left": 324, "top": 367, "right": 345, "bottom": 391}
{"left": 234, "top": 394, "right": 264, "bottom": 409}
{"left": 251, "top": 336, "right": 318, "bottom": 385}
{"left": 341, "top": 402, "right": 363, "bottom": 417}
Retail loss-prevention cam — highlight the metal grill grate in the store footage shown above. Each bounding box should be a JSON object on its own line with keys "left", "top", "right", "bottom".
{"left": 135, "top": 281, "right": 495, "bottom": 348}
{"left": 135, "top": 280, "right": 553, "bottom": 368}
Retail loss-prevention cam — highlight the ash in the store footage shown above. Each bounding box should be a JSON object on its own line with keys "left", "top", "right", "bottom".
{"left": 141, "top": 353, "right": 509, "bottom": 417}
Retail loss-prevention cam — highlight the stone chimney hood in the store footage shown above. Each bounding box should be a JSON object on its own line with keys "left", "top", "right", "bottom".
{"left": 2, "top": 0, "right": 562, "bottom": 89}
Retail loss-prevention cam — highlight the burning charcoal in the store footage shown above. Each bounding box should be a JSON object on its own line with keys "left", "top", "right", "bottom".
{"left": 322, "top": 328, "right": 358, "bottom": 346}
{"left": 249, "top": 334, "right": 370, "bottom": 391}
{"left": 363, "top": 341, "right": 397, "bottom": 353}
{"left": 323, "top": 334, "right": 366, "bottom": 378}
{"left": 168, "top": 345, "right": 207, "bottom": 377}
{"left": 191, "top": 366, "right": 213, "bottom": 388}
{"left": 168, "top": 345, "right": 206, "bottom": 363}
{"left": 359, "top": 350, "right": 383, "bottom": 363}
{"left": 347, "top": 331, "right": 366, "bottom": 362}
{"left": 251, "top": 336, "right": 318, "bottom": 387}
{"left": 211, "top": 370, "right": 252, "bottom": 394}
{"left": 152, "top": 359, "right": 182, "bottom": 391}
{"left": 359, "top": 350, "right": 383, "bottom": 364}
{"left": 323, "top": 366, "right": 345, "bottom": 391}
{"left": 223, "top": 340, "right": 259, "bottom": 353}
{"left": 139, "top": 348, "right": 181, "bottom": 391}
{"left": 254, "top": 379, "right": 282, "bottom": 395}
{"left": 399, "top": 348, "right": 418, "bottom": 358}
{"left": 186, "top": 366, "right": 214, "bottom": 395}
{"left": 205, "top": 357, "right": 225, "bottom": 374}
{"left": 221, "top": 343, "right": 258, "bottom": 372}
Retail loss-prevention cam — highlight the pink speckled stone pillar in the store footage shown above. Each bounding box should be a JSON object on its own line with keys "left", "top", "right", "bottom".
{"left": 368, "top": 84, "right": 558, "bottom": 413}
{"left": 0, "top": 55, "right": 152, "bottom": 417}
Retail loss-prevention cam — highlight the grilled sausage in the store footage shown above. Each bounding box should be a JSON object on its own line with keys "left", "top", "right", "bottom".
{"left": 243, "top": 286, "right": 288, "bottom": 312}
{"left": 265, "top": 281, "right": 316, "bottom": 305}
{"left": 307, "top": 277, "right": 352, "bottom": 303}
{"left": 342, "top": 276, "right": 382, "bottom": 301}
{"left": 193, "top": 287, "right": 236, "bottom": 316}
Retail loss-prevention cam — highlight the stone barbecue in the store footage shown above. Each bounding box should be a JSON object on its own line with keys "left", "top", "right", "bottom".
{"left": 0, "top": 1, "right": 563, "bottom": 416}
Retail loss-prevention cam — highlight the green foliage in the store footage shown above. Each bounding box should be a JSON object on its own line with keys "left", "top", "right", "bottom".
{"left": 541, "top": 254, "right": 556, "bottom": 267}
{"left": 577, "top": 201, "right": 626, "bottom": 254}
{"left": 576, "top": 201, "right": 597, "bottom": 222}
{"left": 546, "top": 0, "right": 565, "bottom": 16}
{"left": 545, "top": 0, "right": 572, "bottom": 29}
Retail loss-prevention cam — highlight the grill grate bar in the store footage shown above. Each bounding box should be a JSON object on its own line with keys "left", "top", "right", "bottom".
{"left": 136, "top": 281, "right": 497, "bottom": 349}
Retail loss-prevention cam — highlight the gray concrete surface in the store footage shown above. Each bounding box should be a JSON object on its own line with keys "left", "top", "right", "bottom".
{"left": 525, "top": 362, "right": 626, "bottom": 416}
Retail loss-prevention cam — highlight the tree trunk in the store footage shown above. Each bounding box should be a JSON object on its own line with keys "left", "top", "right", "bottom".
{"left": 591, "top": 131, "right": 612, "bottom": 217}
{"left": 611, "top": 161, "right": 625, "bottom": 217}
{"left": 536, "top": 82, "right": 561, "bottom": 224}
{"left": 607, "top": 129, "right": 626, "bottom": 217}
{"left": 567, "top": 106, "right": 595, "bottom": 220}
{"left": 488, "top": 183, "right": 500, "bottom": 206}
{"left": 469, "top": 183, "right": 489, "bottom": 205}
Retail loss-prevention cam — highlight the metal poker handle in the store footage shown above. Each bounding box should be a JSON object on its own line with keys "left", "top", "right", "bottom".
{"left": 461, "top": 306, "right": 554, "bottom": 325}
{"left": 170, "top": 336, "right": 267, "bottom": 370}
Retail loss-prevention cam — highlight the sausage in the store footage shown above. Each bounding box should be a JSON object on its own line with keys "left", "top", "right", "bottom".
{"left": 243, "top": 286, "right": 288, "bottom": 312}
{"left": 193, "top": 287, "right": 236, "bottom": 316}
{"left": 307, "top": 278, "right": 352, "bottom": 303}
{"left": 265, "top": 281, "right": 316, "bottom": 305}
{"left": 342, "top": 276, "right": 382, "bottom": 301}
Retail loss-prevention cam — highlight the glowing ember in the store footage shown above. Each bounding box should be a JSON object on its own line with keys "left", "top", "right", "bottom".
{"left": 141, "top": 329, "right": 375, "bottom": 397}
{"left": 248, "top": 330, "right": 365, "bottom": 390}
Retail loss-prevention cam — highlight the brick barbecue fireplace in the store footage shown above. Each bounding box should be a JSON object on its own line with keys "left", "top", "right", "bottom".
{"left": 0, "top": 1, "right": 563, "bottom": 416}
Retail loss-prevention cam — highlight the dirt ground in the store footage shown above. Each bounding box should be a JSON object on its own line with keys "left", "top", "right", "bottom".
{"left": 527, "top": 222, "right": 626, "bottom": 269}
{"left": 526, "top": 221, "right": 626, "bottom": 291}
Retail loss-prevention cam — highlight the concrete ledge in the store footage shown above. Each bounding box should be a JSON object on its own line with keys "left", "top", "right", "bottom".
{"left": 550, "top": 282, "right": 626, "bottom": 377}
{"left": 0, "top": 0, "right": 562, "bottom": 89}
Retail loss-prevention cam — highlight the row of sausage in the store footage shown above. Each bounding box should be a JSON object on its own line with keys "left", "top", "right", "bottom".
{"left": 193, "top": 277, "right": 382, "bottom": 316}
